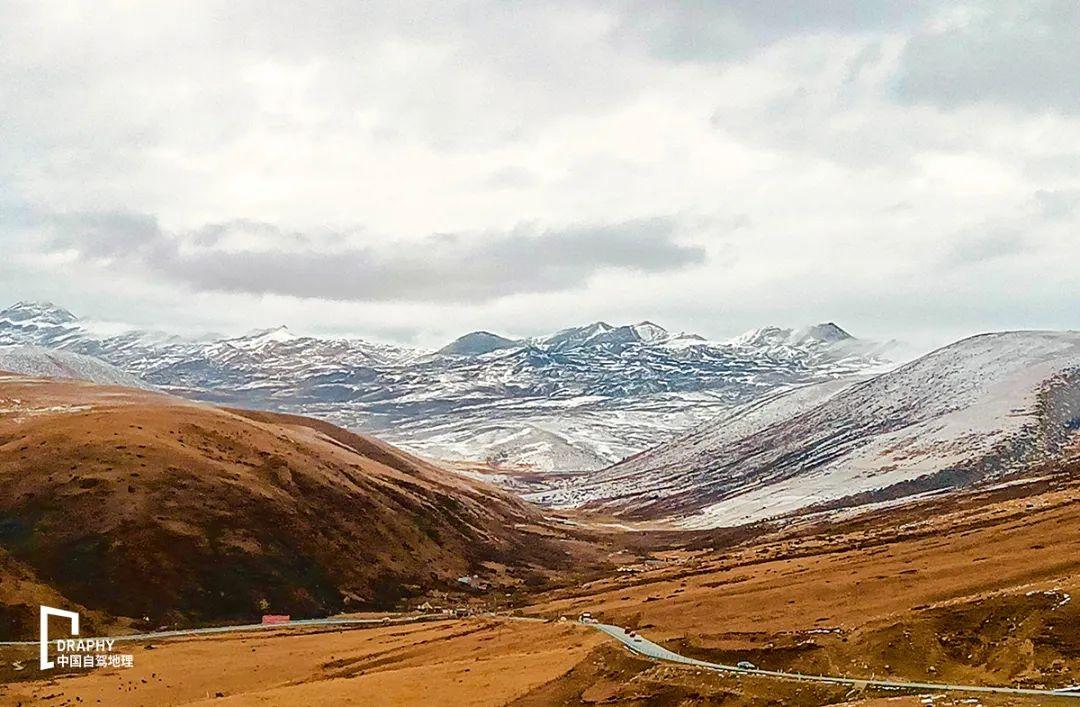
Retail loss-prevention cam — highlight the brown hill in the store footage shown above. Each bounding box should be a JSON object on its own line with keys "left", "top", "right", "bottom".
{"left": 0, "top": 373, "right": 577, "bottom": 636}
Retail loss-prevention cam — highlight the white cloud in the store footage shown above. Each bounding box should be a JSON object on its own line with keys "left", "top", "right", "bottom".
{"left": 1, "top": 0, "right": 1079, "bottom": 349}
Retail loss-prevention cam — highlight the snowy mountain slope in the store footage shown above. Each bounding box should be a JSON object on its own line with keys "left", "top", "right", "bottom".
{"left": 398, "top": 422, "right": 614, "bottom": 471}
{"left": 0, "top": 345, "right": 148, "bottom": 388}
{"left": 0, "top": 301, "right": 85, "bottom": 349}
{"left": 530, "top": 331, "right": 1080, "bottom": 525}
{"left": 0, "top": 302, "right": 894, "bottom": 470}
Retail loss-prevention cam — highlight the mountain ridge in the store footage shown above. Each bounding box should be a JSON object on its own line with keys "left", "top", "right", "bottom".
{"left": 0, "top": 301, "right": 895, "bottom": 470}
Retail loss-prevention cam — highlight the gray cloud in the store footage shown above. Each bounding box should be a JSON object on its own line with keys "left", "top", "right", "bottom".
{"left": 44, "top": 211, "right": 161, "bottom": 257}
{"left": 609, "top": 1, "right": 927, "bottom": 63}
{"left": 480, "top": 166, "right": 540, "bottom": 191}
{"left": 941, "top": 186, "right": 1080, "bottom": 268}
{"left": 895, "top": 1, "right": 1080, "bottom": 113}
{"left": 946, "top": 225, "right": 1027, "bottom": 266}
{"left": 1035, "top": 189, "right": 1080, "bottom": 220}
{"left": 43, "top": 214, "right": 705, "bottom": 303}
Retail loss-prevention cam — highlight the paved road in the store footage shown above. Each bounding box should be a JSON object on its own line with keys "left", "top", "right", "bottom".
{"left": 7, "top": 612, "right": 1079, "bottom": 699}
{"left": 0, "top": 615, "right": 432, "bottom": 647}
{"left": 591, "top": 623, "right": 1080, "bottom": 700}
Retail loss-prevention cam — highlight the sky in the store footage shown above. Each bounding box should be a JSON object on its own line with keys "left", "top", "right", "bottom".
{"left": 2, "top": 0, "right": 1078, "bottom": 350}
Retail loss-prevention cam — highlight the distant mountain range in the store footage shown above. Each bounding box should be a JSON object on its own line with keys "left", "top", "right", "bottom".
{"left": 529, "top": 330, "right": 1080, "bottom": 526}
{"left": 0, "top": 301, "right": 895, "bottom": 469}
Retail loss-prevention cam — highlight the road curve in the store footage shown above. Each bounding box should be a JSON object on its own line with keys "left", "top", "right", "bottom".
{"left": 7, "top": 613, "right": 1078, "bottom": 699}
{"left": 590, "top": 623, "right": 1080, "bottom": 700}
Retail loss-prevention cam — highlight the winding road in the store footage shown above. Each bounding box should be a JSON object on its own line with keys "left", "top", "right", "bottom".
{"left": 591, "top": 622, "right": 1080, "bottom": 700}
{"left": 6, "top": 613, "right": 1079, "bottom": 699}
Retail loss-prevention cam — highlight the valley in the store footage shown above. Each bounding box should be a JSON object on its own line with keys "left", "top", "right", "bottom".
{"left": 5, "top": 2, "right": 1078, "bottom": 703}
{"left": 3, "top": 454, "right": 1078, "bottom": 705}
{"left": 1, "top": 319, "right": 1078, "bottom": 705}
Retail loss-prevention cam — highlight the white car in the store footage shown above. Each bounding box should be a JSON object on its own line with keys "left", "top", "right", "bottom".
{"left": 737, "top": 661, "right": 756, "bottom": 670}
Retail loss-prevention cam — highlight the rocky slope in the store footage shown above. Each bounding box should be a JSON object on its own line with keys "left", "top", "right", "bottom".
{"left": 530, "top": 331, "right": 1080, "bottom": 527}
{"left": 0, "top": 301, "right": 893, "bottom": 471}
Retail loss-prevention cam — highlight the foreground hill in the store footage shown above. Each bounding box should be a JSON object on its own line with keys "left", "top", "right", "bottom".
{"left": 532, "top": 331, "right": 1080, "bottom": 526}
{"left": 6, "top": 455, "right": 1078, "bottom": 704}
{"left": 0, "top": 373, "right": 575, "bottom": 637}
{"left": 0, "top": 301, "right": 893, "bottom": 470}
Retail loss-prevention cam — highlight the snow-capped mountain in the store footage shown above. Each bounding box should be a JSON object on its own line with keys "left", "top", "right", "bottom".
{"left": 0, "top": 345, "right": 147, "bottom": 388}
{"left": 0, "top": 301, "right": 894, "bottom": 470}
{"left": 530, "top": 331, "right": 1080, "bottom": 525}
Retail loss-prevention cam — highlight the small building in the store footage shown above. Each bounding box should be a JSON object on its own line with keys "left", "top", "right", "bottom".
{"left": 261, "top": 614, "right": 290, "bottom": 625}
{"left": 456, "top": 574, "right": 491, "bottom": 591}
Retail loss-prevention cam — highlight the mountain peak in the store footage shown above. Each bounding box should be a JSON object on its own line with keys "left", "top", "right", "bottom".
{"left": 631, "top": 321, "right": 669, "bottom": 342}
{"left": 538, "top": 322, "right": 613, "bottom": 351}
{"left": 438, "top": 331, "right": 520, "bottom": 356}
{"left": 792, "top": 322, "right": 853, "bottom": 345}
{"left": 232, "top": 325, "right": 299, "bottom": 347}
{"left": 0, "top": 301, "right": 79, "bottom": 325}
{"left": 579, "top": 321, "right": 615, "bottom": 336}
{"left": 729, "top": 326, "right": 792, "bottom": 347}
{"left": 536, "top": 320, "right": 680, "bottom": 350}
{"left": 730, "top": 323, "right": 855, "bottom": 348}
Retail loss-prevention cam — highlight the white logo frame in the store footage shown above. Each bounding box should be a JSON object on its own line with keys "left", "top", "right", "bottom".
{"left": 39, "top": 605, "right": 79, "bottom": 670}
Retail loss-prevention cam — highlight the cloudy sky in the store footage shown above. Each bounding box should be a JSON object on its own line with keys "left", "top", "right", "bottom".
{"left": 2, "top": 1, "right": 1078, "bottom": 349}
